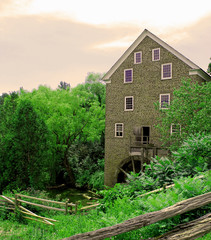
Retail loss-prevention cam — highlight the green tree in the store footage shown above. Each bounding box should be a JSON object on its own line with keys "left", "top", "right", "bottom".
{"left": 155, "top": 79, "right": 211, "bottom": 149}
{"left": 0, "top": 99, "right": 51, "bottom": 190}
{"left": 207, "top": 57, "right": 211, "bottom": 75}
{"left": 0, "top": 93, "right": 19, "bottom": 192}
{"left": 20, "top": 84, "right": 105, "bottom": 187}
{"left": 58, "top": 81, "right": 71, "bottom": 90}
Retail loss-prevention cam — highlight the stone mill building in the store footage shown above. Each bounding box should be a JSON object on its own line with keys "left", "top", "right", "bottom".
{"left": 102, "top": 29, "right": 211, "bottom": 187}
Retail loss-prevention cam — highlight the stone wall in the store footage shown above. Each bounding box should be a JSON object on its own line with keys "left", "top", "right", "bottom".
{"left": 104, "top": 36, "right": 204, "bottom": 187}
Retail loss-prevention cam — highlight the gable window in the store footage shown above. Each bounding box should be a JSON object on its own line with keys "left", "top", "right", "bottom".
{"left": 152, "top": 48, "right": 160, "bottom": 61}
{"left": 160, "top": 94, "right": 170, "bottom": 109}
{"left": 171, "top": 124, "right": 181, "bottom": 135}
{"left": 134, "top": 51, "right": 142, "bottom": 64}
{"left": 124, "top": 69, "right": 133, "bottom": 83}
{"left": 115, "top": 123, "right": 124, "bottom": 137}
{"left": 162, "top": 63, "right": 172, "bottom": 79}
{"left": 125, "top": 96, "right": 134, "bottom": 111}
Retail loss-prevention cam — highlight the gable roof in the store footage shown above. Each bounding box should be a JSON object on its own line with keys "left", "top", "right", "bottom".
{"left": 102, "top": 29, "right": 211, "bottom": 82}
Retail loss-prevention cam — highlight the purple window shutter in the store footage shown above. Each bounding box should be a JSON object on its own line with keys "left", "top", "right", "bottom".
{"left": 125, "top": 70, "right": 132, "bottom": 82}
{"left": 136, "top": 52, "right": 141, "bottom": 63}
{"left": 161, "top": 95, "right": 169, "bottom": 108}
{"left": 154, "top": 49, "right": 160, "bottom": 60}
{"left": 163, "top": 64, "right": 171, "bottom": 78}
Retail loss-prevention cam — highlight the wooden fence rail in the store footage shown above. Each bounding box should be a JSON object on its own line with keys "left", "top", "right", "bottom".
{"left": 62, "top": 192, "right": 211, "bottom": 240}
{"left": 0, "top": 193, "right": 99, "bottom": 224}
{"left": 13, "top": 194, "right": 77, "bottom": 215}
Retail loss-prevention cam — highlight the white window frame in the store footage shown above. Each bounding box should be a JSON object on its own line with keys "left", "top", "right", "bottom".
{"left": 161, "top": 63, "right": 172, "bottom": 80}
{"left": 170, "top": 124, "right": 181, "bottom": 135}
{"left": 152, "top": 48, "right": 160, "bottom": 61}
{"left": 159, "top": 93, "right": 170, "bottom": 109}
{"left": 125, "top": 96, "right": 134, "bottom": 111}
{"left": 115, "top": 123, "right": 124, "bottom": 137}
{"left": 134, "top": 51, "right": 142, "bottom": 64}
{"left": 124, "top": 69, "right": 133, "bottom": 83}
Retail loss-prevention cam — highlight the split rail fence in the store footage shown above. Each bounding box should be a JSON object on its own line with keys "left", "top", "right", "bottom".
{"left": 62, "top": 192, "right": 211, "bottom": 240}
{"left": 0, "top": 193, "right": 99, "bottom": 225}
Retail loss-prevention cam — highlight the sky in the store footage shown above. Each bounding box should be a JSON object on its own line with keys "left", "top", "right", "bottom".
{"left": 0, "top": 0, "right": 211, "bottom": 94}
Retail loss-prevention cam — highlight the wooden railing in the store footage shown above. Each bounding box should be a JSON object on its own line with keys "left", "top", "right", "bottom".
{"left": 0, "top": 193, "right": 99, "bottom": 225}
{"left": 14, "top": 194, "right": 77, "bottom": 214}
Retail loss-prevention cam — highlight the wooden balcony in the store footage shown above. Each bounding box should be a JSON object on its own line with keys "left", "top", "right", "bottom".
{"left": 129, "top": 136, "right": 161, "bottom": 157}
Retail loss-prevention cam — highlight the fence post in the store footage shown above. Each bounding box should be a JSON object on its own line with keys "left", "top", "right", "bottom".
{"left": 15, "top": 194, "right": 18, "bottom": 207}
{"left": 75, "top": 201, "right": 78, "bottom": 214}
{"left": 65, "top": 199, "right": 69, "bottom": 215}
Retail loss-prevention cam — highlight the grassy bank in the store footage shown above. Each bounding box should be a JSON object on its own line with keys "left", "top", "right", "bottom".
{"left": 0, "top": 172, "right": 210, "bottom": 239}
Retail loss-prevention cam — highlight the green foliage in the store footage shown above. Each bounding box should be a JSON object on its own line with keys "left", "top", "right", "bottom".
{"left": 172, "top": 133, "right": 211, "bottom": 174}
{"left": 57, "top": 81, "right": 71, "bottom": 90}
{"left": 0, "top": 173, "right": 210, "bottom": 240}
{"left": 155, "top": 79, "right": 211, "bottom": 149}
{"left": 69, "top": 140, "right": 104, "bottom": 189}
{"left": 18, "top": 78, "right": 105, "bottom": 186}
{"left": 0, "top": 99, "right": 51, "bottom": 191}
{"left": 89, "top": 170, "right": 104, "bottom": 190}
{"left": 0, "top": 73, "right": 106, "bottom": 191}
{"left": 207, "top": 57, "right": 211, "bottom": 74}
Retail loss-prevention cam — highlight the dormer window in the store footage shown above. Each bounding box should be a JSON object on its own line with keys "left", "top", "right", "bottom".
{"left": 159, "top": 94, "right": 170, "bottom": 109}
{"left": 162, "top": 63, "right": 172, "bottom": 80}
{"left": 124, "top": 69, "right": 133, "bottom": 83}
{"left": 134, "top": 51, "right": 142, "bottom": 64}
{"left": 152, "top": 48, "right": 160, "bottom": 61}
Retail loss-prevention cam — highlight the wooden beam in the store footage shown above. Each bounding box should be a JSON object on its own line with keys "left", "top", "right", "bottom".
{"left": 23, "top": 216, "right": 54, "bottom": 225}
{"left": 16, "top": 194, "right": 67, "bottom": 206}
{"left": 62, "top": 192, "right": 211, "bottom": 240}
{"left": 80, "top": 204, "right": 100, "bottom": 211}
{"left": 119, "top": 167, "right": 128, "bottom": 176}
{"left": 18, "top": 199, "right": 65, "bottom": 212}
{"left": 20, "top": 210, "right": 57, "bottom": 222}
{"left": 131, "top": 158, "right": 135, "bottom": 173}
{"left": 157, "top": 213, "right": 211, "bottom": 240}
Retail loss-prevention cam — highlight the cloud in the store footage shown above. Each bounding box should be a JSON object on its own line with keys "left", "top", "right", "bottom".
{"left": 0, "top": 0, "right": 13, "bottom": 11}
{"left": 0, "top": 12, "right": 210, "bottom": 94}
{"left": 0, "top": 15, "right": 139, "bottom": 93}
{"left": 161, "top": 13, "right": 211, "bottom": 71}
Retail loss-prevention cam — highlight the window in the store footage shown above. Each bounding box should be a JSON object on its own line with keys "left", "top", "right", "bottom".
{"left": 125, "top": 96, "right": 134, "bottom": 111}
{"left": 160, "top": 94, "right": 170, "bottom": 109}
{"left": 161, "top": 63, "right": 172, "bottom": 79}
{"left": 134, "top": 51, "right": 142, "bottom": 64}
{"left": 115, "top": 123, "right": 124, "bottom": 137}
{"left": 171, "top": 124, "right": 181, "bottom": 135}
{"left": 124, "top": 69, "right": 133, "bottom": 83}
{"left": 152, "top": 48, "right": 160, "bottom": 61}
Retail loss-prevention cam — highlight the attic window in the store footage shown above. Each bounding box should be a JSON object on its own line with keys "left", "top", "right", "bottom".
{"left": 124, "top": 69, "right": 133, "bottom": 83}
{"left": 160, "top": 94, "right": 170, "bottom": 109}
{"left": 125, "top": 96, "right": 134, "bottom": 111}
{"left": 134, "top": 51, "right": 142, "bottom": 64}
{"left": 171, "top": 124, "right": 181, "bottom": 135}
{"left": 162, "top": 63, "right": 172, "bottom": 80}
{"left": 115, "top": 123, "right": 124, "bottom": 137}
{"left": 152, "top": 48, "right": 160, "bottom": 61}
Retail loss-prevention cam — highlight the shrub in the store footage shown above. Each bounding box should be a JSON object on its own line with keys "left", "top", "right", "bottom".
{"left": 172, "top": 133, "right": 211, "bottom": 175}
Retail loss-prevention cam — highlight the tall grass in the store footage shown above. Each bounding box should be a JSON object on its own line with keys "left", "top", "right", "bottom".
{"left": 0, "top": 172, "right": 210, "bottom": 240}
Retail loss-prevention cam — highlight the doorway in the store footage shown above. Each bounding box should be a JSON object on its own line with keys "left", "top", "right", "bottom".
{"left": 142, "top": 127, "right": 150, "bottom": 144}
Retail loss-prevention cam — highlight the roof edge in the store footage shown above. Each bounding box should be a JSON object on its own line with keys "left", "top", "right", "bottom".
{"left": 189, "top": 69, "right": 211, "bottom": 81}
{"left": 102, "top": 29, "right": 201, "bottom": 81}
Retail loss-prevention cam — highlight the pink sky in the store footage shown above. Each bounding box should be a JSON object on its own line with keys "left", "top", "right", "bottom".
{"left": 0, "top": 0, "right": 211, "bottom": 94}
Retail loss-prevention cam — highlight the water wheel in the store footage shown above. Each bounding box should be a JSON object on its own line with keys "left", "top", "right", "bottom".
{"left": 117, "top": 158, "right": 143, "bottom": 183}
